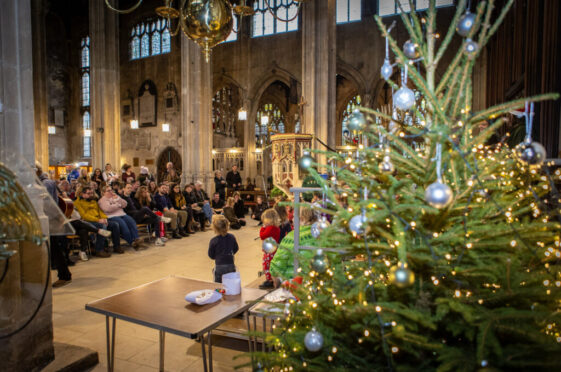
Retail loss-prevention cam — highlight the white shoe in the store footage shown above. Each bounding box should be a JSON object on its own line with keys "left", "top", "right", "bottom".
{"left": 161, "top": 236, "right": 168, "bottom": 242}
{"left": 160, "top": 216, "right": 172, "bottom": 223}
{"left": 155, "top": 238, "right": 165, "bottom": 246}
{"left": 98, "top": 229, "right": 112, "bottom": 238}
{"left": 79, "top": 251, "right": 89, "bottom": 261}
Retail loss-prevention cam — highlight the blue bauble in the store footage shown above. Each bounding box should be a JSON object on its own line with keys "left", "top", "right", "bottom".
{"left": 457, "top": 11, "right": 476, "bottom": 37}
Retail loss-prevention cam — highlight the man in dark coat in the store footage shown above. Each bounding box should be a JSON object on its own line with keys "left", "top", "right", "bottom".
{"left": 226, "top": 165, "right": 242, "bottom": 190}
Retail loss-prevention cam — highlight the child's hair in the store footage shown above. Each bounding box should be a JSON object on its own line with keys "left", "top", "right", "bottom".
{"left": 300, "top": 207, "right": 317, "bottom": 225}
{"left": 256, "top": 195, "right": 263, "bottom": 202}
{"left": 261, "top": 208, "right": 280, "bottom": 227}
{"left": 226, "top": 197, "right": 235, "bottom": 208}
{"left": 274, "top": 204, "right": 288, "bottom": 223}
{"left": 212, "top": 215, "right": 229, "bottom": 236}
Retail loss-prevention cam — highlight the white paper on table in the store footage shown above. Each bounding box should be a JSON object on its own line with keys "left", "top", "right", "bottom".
{"left": 185, "top": 290, "right": 222, "bottom": 305}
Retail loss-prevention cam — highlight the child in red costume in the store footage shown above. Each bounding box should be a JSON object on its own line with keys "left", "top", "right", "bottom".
{"left": 259, "top": 208, "right": 281, "bottom": 289}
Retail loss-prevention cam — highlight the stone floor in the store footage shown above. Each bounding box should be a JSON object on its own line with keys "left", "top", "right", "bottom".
{"left": 51, "top": 219, "right": 263, "bottom": 372}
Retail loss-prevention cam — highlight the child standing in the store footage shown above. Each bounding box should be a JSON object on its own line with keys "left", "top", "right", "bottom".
{"left": 208, "top": 215, "right": 239, "bottom": 283}
{"left": 259, "top": 209, "right": 281, "bottom": 289}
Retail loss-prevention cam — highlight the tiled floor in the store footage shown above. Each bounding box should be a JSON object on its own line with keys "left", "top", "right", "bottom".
{"left": 52, "top": 220, "right": 264, "bottom": 371}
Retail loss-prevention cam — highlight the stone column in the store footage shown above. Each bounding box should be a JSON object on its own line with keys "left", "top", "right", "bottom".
{"left": 181, "top": 36, "right": 214, "bottom": 192}
{"left": 31, "top": 0, "right": 49, "bottom": 168}
{"left": 89, "top": 0, "right": 121, "bottom": 169}
{"left": 301, "top": 0, "right": 336, "bottom": 166}
{"left": 0, "top": 0, "right": 36, "bottom": 165}
{"left": 0, "top": 1, "right": 55, "bottom": 371}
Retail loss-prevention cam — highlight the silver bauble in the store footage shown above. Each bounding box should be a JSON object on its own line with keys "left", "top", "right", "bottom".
{"left": 380, "top": 155, "right": 395, "bottom": 173}
{"left": 515, "top": 141, "right": 547, "bottom": 166}
{"left": 403, "top": 40, "right": 420, "bottom": 59}
{"left": 457, "top": 11, "right": 476, "bottom": 37}
{"left": 464, "top": 38, "right": 479, "bottom": 54}
{"left": 349, "top": 214, "right": 367, "bottom": 235}
{"left": 381, "top": 58, "right": 393, "bottom": 80}
{"left": 394, "top": 87, "right": 416, "bottom": 111}
{"left": 299, "top": 152, "right": 314, "bottom": 170}
{"left": 262, "top": 237, "right": 278, "bottom": 254}
{"left": 304, "top": 328, "right": 324, "bottom": 352}
{"left": 425, "top": 181, "right": 453, "bottom": 209}
{"left": 348, "top": 110, "right": 366, "bottom": 132}
{"left": 310, "top": 222, "right": 322, "bottom": 238}
{"left": 388, "top": 263, "right": 415, "bottom": 288}
{"left": 283, "top": 303, "right": 291, "bottom": 317}
{"left": 311, "top": 249, "right": 328, "bottom": 273}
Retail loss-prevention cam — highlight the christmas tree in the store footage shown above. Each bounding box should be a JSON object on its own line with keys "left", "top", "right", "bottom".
{"left": 247, "top": 0, "right": 561, "bottom": 371}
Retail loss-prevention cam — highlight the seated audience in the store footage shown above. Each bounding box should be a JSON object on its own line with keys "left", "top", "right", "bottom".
{"left": 211, "top": 192, "right": 224, "bottom": 214}
{"left": 98, "top": 185, "right": 143, "bottom": 250}
{"left": 102, "top": 163, "right": 118, "bottom": 184}
{"left": 122, "top": 164, "right": 136, "bottom": 183}
{"left": 89, "top": 181, "right": 101, "bottom": 199}
{"left": 169, "top": 183, "right": 193, "bottom": 235}
{"left": 77, "top": 168, "right": 90, "bottom": 186}
{"left": 223, "top": 197, "right": 246, "bottom": 230}
{"left": 214, "top": 170, "right": 227, "bottom": 200}
{"left": 208, "top": 215, "right": 238, "bottom": 283}
{"left": 91, "top": 168, "right": 104, "bottom": 188}
{"left": 135, "top": 186, "right": 168, "bottom": 240}
{"left": 270, "top": 207, "right": 319, "bottom": 286}
{"left": 226, "top": 165, "right": 242, "bottom": 190}
{"left": 252, "top": 195, "right": 268, "bottom": 223}
{"left": 153, "top": 184, "right": 185, "bottom": 239}
{"left": 69, "top": 208, "right": 112, "bottom": 260}
{"left": 232, "top": 192, "right": 245, "bottom": 219}
{"left": 58, "top": 180, "right": 74, "bottom": 200}
{"left": 148, "top": 180, "right": 158, "bottom": 195}
{"left": 74, "top": 187, "right": 119, "bottom": 257}
{"left": 194, "top": 181, "right": 213, "bottom": 223}
{"left": 66, "top": 166, "right": 80, "bottom": 182}
{"left": 164, "top": 168, "right": 181, "bottom": 184}
{"left": 245, "top": 177, "right": 255, "bottom": 191}
{"left": 184, "top": 184, "right": 206, "bottom": 231}
{"left": 121, "top": 183, "right": 166, "bottom": 246}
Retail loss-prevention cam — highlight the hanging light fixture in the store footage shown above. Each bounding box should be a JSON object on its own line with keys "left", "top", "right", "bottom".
{"left": 238, "top": 107, "right": 247, "bottom": 121}
{"left": 48, "top": 126, "right": 56, "bottom": 134}
{"left": 130, "top": 119, "right": 139, "bottom": 129}
{"left": 162, "top": 123, "right": 170, "bottom": 132}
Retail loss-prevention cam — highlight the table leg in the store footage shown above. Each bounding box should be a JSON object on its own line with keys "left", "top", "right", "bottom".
{"left": 262, "top": 317, "right": 266, "bottom": 352}
{"left": 200, "top": 334, "right": 207, "bottom": 372}
{"left": 208, "top": 330, "right": 213, "bottom": 372}
{"left": 253, "top": 316, "right": 257, "bottom": 351}
{"left": 246, "top": 312, "right": 253, "bottom": 355}
{"left": 105, "top": 316, "right": 116, "bottom": 372}
{"left": 159, "top": 330, "right": 165, "bottom": 372}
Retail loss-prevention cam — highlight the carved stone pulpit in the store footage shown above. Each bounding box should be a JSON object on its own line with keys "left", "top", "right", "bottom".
{"left": 270, "top": 133, "right": 313, "bottom": 195}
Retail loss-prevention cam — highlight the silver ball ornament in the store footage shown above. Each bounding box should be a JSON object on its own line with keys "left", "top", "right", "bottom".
{"left": 380, "top": 155, "right": 395, "bottom": 173}
{"left": 388, "top": 263, "right": 415, "bottom": 288}
{"left": 464, "top": 38, "right": 479, "bottom": 54}
{"left": 457, "top": 11, "right": 476, "bottom": 37}
{"left": 394, "top": 87, "right": 416, "bottom": 111}
{"left": 304, "top": 328, "right": 324, "bottom": 352}
{"left": 311, "top": 249, "right": 328, "bottom": 273}
{"left": 348, "top": 214, "right": 367, "bottom": 235}
{"left": 348, "top": 110, "right": 366, "bottom": 132}
{"left": 515, "top": 141, "right": 546, "bottom": 166}
{"left": 425, "top": 181, "right": 453, "bottom": 209}
{"left": 299, "top": 152, "right": 314, "bottom": 170}
{"left": 262, "top": 237, "right": 278, "bottom": 254}
{"left": 381, "top": 58, "right": 393, "bottom": 80}
{"left": 403, "top": 40, "right": 420, "bottom": 59}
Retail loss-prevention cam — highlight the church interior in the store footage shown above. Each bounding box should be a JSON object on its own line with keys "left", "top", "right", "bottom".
{"left": 1, "top": 0, "right": 560, "bottom": 371}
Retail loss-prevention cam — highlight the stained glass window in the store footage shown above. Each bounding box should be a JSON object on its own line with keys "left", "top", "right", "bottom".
{"left": 255, "top": 103, "right": 285, "bottom": 146}
{"left": 83, "top": 111, "right": 91, "bottom": 158}
{"left": 378, "top": 0, "right": 453, "bottom": 17}
{"left": 252, "top": 0, "right": 299, "bottom": 38}
{"left": 81, "top": 36, "right": 90, "bottom": 68}
{"left": 130, "top": 18, "right": 171, "bottom": 60}
{"left": 81, "top": 73, "right": 90, "bottom": 106}
{"left": 336, "top": 0, "right": 361, "bottom": 24}
{"left": 341, "top": 95, "right": 361, "bottom": 145}
{"left": 80, "top": 37, "right": 90, "bottom": 108}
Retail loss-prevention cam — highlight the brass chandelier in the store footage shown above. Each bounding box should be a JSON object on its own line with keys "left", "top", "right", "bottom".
{"left": 105, "top": 0, "right": 307, "bottom": 62}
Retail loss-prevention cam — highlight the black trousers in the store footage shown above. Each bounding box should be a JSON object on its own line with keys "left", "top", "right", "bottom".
{"left": 213, "top": 264, "right": 236, "bottom": 283}
{"left": 70, "top": 220, "right": 99, "bottom": 251}
{"left": 50, "top": 235, "right": 71, "bottom": 280}
{"left": 130, "top": 207, "right": 160, "bottom": 235}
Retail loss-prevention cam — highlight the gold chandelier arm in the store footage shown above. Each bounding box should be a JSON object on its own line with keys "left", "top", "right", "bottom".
{"left": 166, "top": 15, "right": 182, "bottom": 37}
{"left": 264, "top": 0, "right": 301, "bottom": 23}
{"left": 104, "top": 0, "right": 143, "bottom": 14}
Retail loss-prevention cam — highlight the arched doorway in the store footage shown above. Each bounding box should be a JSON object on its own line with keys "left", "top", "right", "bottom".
{"left": 157, "top": 147, "right": 182, "bottom": 183}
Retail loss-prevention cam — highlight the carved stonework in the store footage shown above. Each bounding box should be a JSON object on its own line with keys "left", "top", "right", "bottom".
{"left": 270, "top": 133, "right": 313, "bottom": 193}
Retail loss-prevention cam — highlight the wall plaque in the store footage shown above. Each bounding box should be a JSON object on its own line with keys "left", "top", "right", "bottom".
{"left": 138, "top": 80, "right": 157, "bottom": 127}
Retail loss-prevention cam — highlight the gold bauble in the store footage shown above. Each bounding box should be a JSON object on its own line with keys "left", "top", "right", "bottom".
{"left": 180, "top": 0, "right": 233, "bottom": 61}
